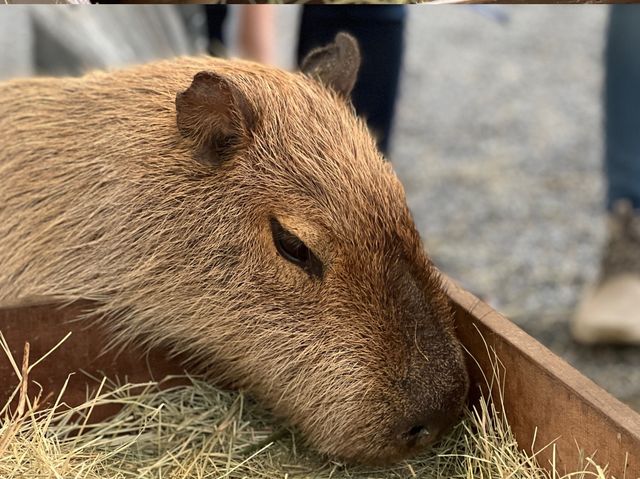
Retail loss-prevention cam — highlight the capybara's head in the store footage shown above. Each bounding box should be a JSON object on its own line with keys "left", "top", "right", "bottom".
{"left": 0, "top": 33, "right": 468, "bottom": 464}
{"left": 166, "top": 33, "right": 469, "bottom": 464}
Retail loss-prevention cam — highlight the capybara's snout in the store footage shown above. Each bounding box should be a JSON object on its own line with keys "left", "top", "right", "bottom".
{"left": 376, "top": 262, "right": 469, "bottom": 461}
{"left": 389, "top": 352, "right": 469, "bottom": 460}
{"left": 370, "top": 375, "right": 468, "bottom": 464}
{"left": 353, "top": 290, "right": 469, "bottom": 465}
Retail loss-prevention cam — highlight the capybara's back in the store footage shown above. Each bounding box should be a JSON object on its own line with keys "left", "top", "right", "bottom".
{"left": 0, "top": 34, "right": 468, "bottom": 465}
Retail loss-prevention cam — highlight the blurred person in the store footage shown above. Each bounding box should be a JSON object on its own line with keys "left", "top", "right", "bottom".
{"left": 573, "top": 5, "right": 640, "bottom": 345}
{"left": 0, "top": 6, "right": 196, "bottom": 80}
{"left": 205, "top": 5, "right": 276, "bottom": 64}
{"left": 204, "top": 5, "right": 406, "bottom": 156}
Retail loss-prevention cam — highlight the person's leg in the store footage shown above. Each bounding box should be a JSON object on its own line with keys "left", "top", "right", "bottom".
{"left": 204, "top": 5, "right": 228, "bottom": 56}
{"left": 573, "top": 5, "right": 640, "bottom": 345}
{"left": 605, "top": 5, "right": 640, "bottom": 211}
{"left": 297, "top": 6, "right": 406, "bottom": 157}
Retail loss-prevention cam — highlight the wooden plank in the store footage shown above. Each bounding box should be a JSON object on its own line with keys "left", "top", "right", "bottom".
{"left": 0, "top": 299, "right": 188, "bottom": 421}
{"left": 445, "top": 276, "right": 640, "bottom": 478}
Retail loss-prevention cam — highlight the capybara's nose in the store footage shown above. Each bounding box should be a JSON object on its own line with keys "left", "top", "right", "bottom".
{"left": 398, "top": 423, "right": 431, "bottom": 448}
{"left": 394, "top": 409, "right": 456, "bottom": 450}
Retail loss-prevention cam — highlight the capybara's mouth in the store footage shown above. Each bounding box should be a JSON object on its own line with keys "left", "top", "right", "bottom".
{"left": 349, "top": 436, "right": 440, "bottom": 466}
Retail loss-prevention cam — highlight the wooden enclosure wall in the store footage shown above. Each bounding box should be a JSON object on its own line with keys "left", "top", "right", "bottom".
{"left": 446, "top": 278, "right": 640, "bottom": 478}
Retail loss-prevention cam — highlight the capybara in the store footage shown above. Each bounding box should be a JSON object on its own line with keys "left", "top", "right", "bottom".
{"left": 0, "top": 33, "right": 468, "bottom": 464}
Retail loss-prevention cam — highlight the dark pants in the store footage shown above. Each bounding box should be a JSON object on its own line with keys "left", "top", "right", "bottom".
{"left": 605, "top": 5, "right": 640, "bottom": 210}
{"left": 204, "top": 5, "right": 227, "bottom": 51}
{"left": 205, "top": 5, "right": 406, "bottom": 156}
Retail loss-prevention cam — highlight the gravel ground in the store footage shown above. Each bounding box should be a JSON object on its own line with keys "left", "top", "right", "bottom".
{"left": 390, "top": 6, "right": 640, "bottom": 411}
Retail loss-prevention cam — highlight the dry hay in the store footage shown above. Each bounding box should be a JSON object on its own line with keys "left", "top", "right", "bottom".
{"left": 0, "top": 333, "right": 610, "bottom": 479}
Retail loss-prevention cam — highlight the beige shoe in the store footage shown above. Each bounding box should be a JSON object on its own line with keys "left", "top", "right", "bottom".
{"left": 572, "top": 200, "right": 640, "bottom": 345}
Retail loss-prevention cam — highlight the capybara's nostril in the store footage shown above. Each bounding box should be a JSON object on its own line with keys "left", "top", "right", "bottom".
{"left": 406, "top": 424, "right": 428, "bottom": 438}
{"left": 395, "top": 407, "right": 459, "bottom": 451}
{"left": 403, "top": 424, "right": 430, "bottom": 443}
{"left": 396, "top": 418, "right": 434, "bottom": 449}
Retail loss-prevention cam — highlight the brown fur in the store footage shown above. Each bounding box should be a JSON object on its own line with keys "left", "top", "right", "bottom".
{"left": 0, "top": 46, "right": 468, "bottom": 464}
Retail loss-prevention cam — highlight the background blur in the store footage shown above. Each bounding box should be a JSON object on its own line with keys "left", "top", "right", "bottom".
{"left": 1, "top": 5, "right": 638, "bottom": 410}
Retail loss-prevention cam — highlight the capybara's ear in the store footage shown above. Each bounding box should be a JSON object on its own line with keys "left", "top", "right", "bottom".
{"left": 176, "top": 71, "right": 256, "bottom": 167}
{"left": 301, "top": 32, "right": 360, "bottom": 99}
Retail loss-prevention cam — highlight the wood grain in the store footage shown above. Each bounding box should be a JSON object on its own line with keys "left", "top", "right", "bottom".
{"left": 445, "top": 276, "right": 640, "bottom": 478}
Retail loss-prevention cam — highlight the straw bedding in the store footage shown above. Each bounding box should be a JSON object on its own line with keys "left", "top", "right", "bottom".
{"left": 0, "top": 334, "right": 608, "bottom": 479}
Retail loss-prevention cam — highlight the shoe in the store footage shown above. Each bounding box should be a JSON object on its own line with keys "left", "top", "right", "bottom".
{"left": 572, "top": 200, "right": 640, "bottom": 345}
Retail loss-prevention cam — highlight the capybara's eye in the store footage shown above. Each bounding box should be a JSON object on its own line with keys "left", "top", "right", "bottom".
{"left": 270, "top": 218, "right": 324, "bottom": 279}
